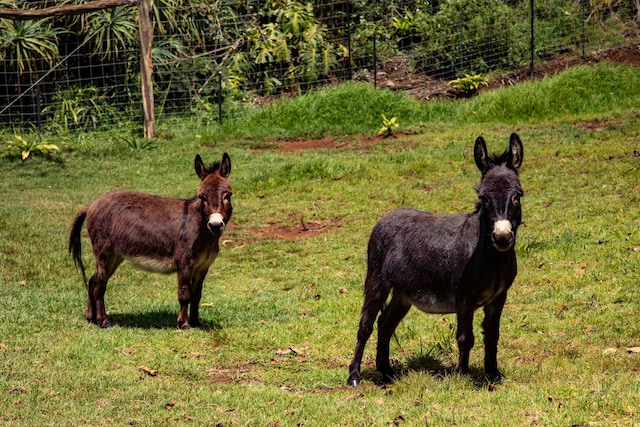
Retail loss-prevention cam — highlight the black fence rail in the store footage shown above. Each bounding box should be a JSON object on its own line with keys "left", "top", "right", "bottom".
{"left": 1, "top": 0, "right": 639, "bottom": 132}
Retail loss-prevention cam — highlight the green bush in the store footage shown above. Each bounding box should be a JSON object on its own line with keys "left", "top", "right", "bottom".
{"left": 43, "top": 86, "right": 120, "bottom": 132}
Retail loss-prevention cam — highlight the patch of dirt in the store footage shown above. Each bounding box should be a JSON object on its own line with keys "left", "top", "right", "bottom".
{"left": 377, "top": 43, "right": 640, "bottom": 101}
{"left": 277, "top": 137, "right": 337, "bottom": 151}
{"left": 226, "top": 217, "right": 342, "bottom": 242}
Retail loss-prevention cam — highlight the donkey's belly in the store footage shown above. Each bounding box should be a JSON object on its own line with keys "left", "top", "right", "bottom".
{"left": 409, "top": 293, "right": 456, "bottom": 314}
{"left": 127, "top": 255, "right": 177, "bottom": 274}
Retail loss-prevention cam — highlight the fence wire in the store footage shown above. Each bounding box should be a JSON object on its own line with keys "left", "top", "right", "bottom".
{"left": 1, "top": 0, "right": 639, "bottom": 131}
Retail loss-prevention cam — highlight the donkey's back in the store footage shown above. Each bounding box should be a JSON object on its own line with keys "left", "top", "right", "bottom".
{"left": 82, "top": 191, "right": 202, "bottom": 274}
{"left": 367, "top": 207, "right": 481, "bottom": 314}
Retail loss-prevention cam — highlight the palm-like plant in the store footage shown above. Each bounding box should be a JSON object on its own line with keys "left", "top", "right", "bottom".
{"left": 87, "top": 6, "right": 137, "bottom": 60}
{"left": 0, "top": 18, "right": 63, "bottom": 74}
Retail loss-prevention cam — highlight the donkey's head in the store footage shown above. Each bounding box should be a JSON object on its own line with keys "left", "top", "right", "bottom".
{"left": 194, "top": 153, "right": 232, "bottom": 234}
{"left": 474, "top": 133, "right": 524, "bottom": 252}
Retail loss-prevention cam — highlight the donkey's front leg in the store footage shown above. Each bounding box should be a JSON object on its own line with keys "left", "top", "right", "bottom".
{"left": 482, "top": 293, "right": 507, "bottom": 381}
{"left": 177, "top": 269, "right": 192, "bottom": 330}
{"left": 455, "top": 305, "right": 475, "bottom": 375}
{"left": 188, "top": 270, "right": 208, "bottom": 328}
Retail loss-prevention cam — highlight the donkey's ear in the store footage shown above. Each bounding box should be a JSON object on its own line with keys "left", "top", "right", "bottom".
{"left": 194, "top": 154, "right": 208, "bottom": 180}
{"left": 508, "top": 133, "right": 523, "bottom": 171}
{"left": 219, "top": 152, "right": 231, "bottom": 178}
{"left": 474, "top": 136, "right": 490, "bottom": 173}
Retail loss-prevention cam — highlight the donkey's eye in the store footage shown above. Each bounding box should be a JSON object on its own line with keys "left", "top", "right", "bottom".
{"left": 511, "top": 195, "right": 520, "bottom": 206}
{"left": 224, "top": 193, "right": 232, "bottom": 202}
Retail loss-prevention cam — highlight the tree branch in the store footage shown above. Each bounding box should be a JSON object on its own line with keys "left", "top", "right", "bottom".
{"left": 0, "top": 0, "right": 138, "bottom": 20}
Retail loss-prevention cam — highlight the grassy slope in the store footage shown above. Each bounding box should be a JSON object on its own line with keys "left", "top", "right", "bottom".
{"left": 0, "top": 62, "right": 639, "bottom": 426}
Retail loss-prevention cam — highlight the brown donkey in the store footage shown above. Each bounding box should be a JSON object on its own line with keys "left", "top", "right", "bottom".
{"left": 69, "top": 153, "right": 232, "bottom": 329}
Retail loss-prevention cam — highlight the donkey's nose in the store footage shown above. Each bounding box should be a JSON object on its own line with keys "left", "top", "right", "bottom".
{"left": 207, "top": 213, "right": 225, "bottom": 233}
{"left": 491, "top": 219, "right": 514, "bottom": 251}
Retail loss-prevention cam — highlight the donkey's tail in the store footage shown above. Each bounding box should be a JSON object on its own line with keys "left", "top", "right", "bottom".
{"left": 69, "top": 207, "right": 89, "bottom": 286}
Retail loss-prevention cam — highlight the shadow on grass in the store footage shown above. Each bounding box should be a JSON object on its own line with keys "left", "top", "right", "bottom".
{"left": 107, "top": 309, "right": 224, "bottom": 330}
{"left": 358, "top": 353, "right": 502, "bottom": 389}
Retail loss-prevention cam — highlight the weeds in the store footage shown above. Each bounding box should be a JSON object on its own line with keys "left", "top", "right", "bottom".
{"left": 2, "top": 134, "right": 60, "bottom": 161}
{"left": 376, "top": 114, "right": 399, "bottom": 137}
{"left": 447, "top": 73, "right": 489, "bottom": 97}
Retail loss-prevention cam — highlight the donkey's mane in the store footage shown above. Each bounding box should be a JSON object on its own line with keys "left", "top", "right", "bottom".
{"left": 206, "top": 160, "right": 222, "bottom": 173}
{"left": 487, "top": 150, "right": 512, "bottom": 168}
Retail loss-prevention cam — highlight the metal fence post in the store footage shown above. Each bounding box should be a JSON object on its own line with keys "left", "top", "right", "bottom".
{"left": 581, "top": 0, "right": 586, "bottom": 59}
{"left": 459, "top": 7, "right": 464, "bottom": 76}
{"left": 217, "top": 71, "right": 223, "bottom": 126}
{"left": 373, "top": 27, "right": 377, "bottom": 88}
{"left": 35, "top": 84, "right": 42, "bottom": 141}
{"left": 347, "top": 9, "right": 352, "bottom": 81}
{"left": 530, "top": 0, "right": 535, "bottom": 79}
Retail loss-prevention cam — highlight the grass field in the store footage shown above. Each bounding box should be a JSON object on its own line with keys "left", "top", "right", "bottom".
{"left": 1, "top": 61, "right": 639, "bottom": 426}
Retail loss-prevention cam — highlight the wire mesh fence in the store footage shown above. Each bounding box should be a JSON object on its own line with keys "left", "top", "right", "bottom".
{"left": 1, "top": 0, "right": 639, "bottom": 132}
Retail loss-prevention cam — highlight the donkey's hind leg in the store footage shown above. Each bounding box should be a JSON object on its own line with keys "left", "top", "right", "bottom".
{"left": 88, "top": 254, "right": 121, "bottom": 328}
{"left": 347, "top": 272, "right": 390, "bottom": 386}
{"left": 376, "top": 291, "right": 411, "bottom": 383}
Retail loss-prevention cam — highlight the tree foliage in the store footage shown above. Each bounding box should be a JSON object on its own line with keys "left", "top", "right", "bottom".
{"left": 0, "top": 0, "right": 638, "bottom": 128}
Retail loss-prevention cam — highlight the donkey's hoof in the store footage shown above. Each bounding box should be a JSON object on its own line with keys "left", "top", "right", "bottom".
{"left": 486, "top": 370, "right": 504, "bottom": 383}
{"left": 378, "top": 367, "right": 397, "bottom": 384}
{"left": 100, "top": 321, "right": 111, "bottom": 329}
{"left": 179, "top": 323, "right": 191, "bottom": 330}
{"left": 347, "top": 377, "right": 360, "bottom": 387}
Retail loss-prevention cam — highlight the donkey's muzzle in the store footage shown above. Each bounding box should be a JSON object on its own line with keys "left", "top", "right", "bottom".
{"left": 207, "top": 213, "right": 226, "bottom": 234}
{"left": 491, "top": 219, "right": 514, "bottom": 251}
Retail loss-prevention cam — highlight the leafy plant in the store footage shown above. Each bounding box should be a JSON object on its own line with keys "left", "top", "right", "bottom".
{"left": 243, "top": 0, "right": 346, "bottom": 94}
{"left": 447, "top": 73, "right": 489, "bottom": 97}
{"left": 86, "top": 6, "right": 137, "bottom": 60}
{"left": 112, "top": 134, "right": 157, "bottom": 151}
{"left": 0, "top": 17, "right": 63, "bottom": 74}
{"left": 377, "top": 114, "right": 399, "bottom": 137}
{"left": 43, "top": 86, "right": 119, "bottom": 132}
{"left": 3, "top": 134, "right": 60, "bottom": 161}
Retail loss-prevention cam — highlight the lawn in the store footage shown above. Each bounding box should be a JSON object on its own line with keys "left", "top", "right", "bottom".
{"left": 0, "top": 62, "right": 639, "bottom": 426}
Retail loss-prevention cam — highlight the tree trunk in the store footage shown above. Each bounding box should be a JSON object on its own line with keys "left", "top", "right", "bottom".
{"left": 138, "top": 0, "right": 156, "bottom": 139}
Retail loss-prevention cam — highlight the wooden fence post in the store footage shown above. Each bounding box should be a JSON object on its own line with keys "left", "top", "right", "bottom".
{"left": 138, "top": 0, "right": 155, "bottom": 139}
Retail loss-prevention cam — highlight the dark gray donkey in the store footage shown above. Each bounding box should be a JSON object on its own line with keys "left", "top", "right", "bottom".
{"left": 69, "top": 153, "right": 232, "bottom": 330}
{"left": 347, "top": 134, "right": 524, "bottom": 386}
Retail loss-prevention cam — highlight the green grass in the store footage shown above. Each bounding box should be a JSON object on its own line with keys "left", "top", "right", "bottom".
{"left": 1, "top": 61, "right": 639, "bottom": 426}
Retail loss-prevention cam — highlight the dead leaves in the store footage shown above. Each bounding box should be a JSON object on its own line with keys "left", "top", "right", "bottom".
{"left": 139, "top": 366, "right": 158, "bottom": 377}
{"left": 165, "top": 398, "right": 178, "bottom": 410}
{"left": 274, "top": 347, "right": 305, "bottom": 357}
{"left": 602, "top": 346, "right": 640, "bottom": 355}
{"left": 273, "top": 347, "right": 307, "bottom": 364}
